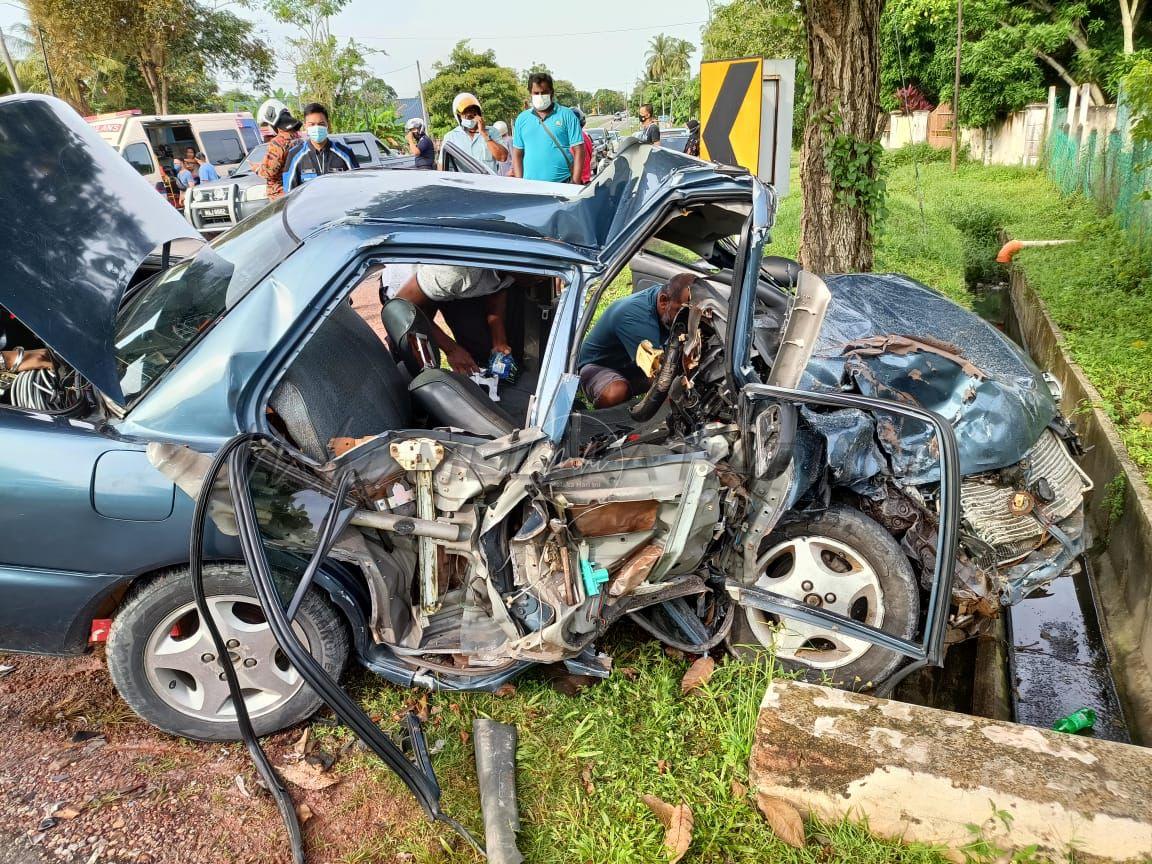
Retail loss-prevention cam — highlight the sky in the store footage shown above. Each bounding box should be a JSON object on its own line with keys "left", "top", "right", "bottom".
{"left": 0, "top": 0, "right": 713, "bottom": 100}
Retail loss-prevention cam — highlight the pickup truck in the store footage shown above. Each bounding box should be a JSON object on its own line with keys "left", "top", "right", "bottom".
{"left": 185, "top": 131, "right": 417, "bottom": 233}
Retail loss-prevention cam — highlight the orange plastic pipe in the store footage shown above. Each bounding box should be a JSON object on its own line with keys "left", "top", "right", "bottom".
{"left": 996, "top": 239, "right": 1073, "bottom": 263}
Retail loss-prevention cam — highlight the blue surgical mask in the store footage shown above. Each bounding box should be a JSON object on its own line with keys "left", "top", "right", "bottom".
{"left": 460, "top": 117, "right": 478, "bottom": 131}
{"left": 307, "top": 125, "right": 329, "bottom": 143}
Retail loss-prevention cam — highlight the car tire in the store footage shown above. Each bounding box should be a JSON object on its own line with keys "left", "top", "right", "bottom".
{"left": 107, "top": 563, "right": 349, "bottom": 742}
{"left": 728, "top": 505, "right": 919, "bottom": 690}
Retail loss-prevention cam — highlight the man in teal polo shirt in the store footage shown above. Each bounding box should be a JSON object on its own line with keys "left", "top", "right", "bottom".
{"left": 512, "top": 72, "right": 585, "bottom": 183}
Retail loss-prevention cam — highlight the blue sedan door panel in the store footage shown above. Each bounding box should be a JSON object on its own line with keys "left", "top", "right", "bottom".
{"left": 0, "top": 411, "right": 187, "bottom": 654}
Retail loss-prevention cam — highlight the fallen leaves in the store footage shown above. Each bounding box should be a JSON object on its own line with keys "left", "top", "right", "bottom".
{"left": 278, "top": 761, "right": 339, "bottom": 791}
{"left": 754, "top": 793, "right": 806, "bottom": 849}
{"left": 295, "top": 803, "right": 314, "bottom": 824}
{"left": 730, "top": 779, "right": 748, "bottom": 800}
{"left": 493, "top": 684, "right": 517, "bottom": 698}
{"left": 580, "top": 762, "right": 595, "bottom": 795}
{"left": 642, "top": 795, "right": 694, "bottom": 863}
{"left": 1137, "top": 411, "right": 1152, "bottom": 428}
{"left": 51, "top": 804, "right": 82, "bottom": 820}
{"left": 680, "top": 656, "right": 715, "bottom": 694}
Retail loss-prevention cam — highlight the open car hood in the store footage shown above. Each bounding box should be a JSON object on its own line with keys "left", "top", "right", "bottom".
{"left": 0, "top": 94, "right": 200, "bottom": 404}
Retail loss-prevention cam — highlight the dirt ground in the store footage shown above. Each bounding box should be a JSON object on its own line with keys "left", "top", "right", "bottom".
{"left": 0, "top": 651, "right": 425, "bottom": 864}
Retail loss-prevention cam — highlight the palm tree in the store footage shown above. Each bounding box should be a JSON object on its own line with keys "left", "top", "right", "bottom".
{"left": 644, "top": 34, "right": 695, "bottom": 119}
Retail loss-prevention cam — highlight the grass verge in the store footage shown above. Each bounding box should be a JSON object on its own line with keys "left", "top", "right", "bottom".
{"left": 316, "top": 640, "right": 951, "bottom": 863}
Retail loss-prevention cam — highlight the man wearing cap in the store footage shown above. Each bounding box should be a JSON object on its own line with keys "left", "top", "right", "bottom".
{"left": 405, "top": 118, "right": 435, "bottom": 170}
{"left": 255, "top": 106, "right": 302, "bottom": 200}
{"left": 439, "top": 92, "right": 508, "bottom": 174}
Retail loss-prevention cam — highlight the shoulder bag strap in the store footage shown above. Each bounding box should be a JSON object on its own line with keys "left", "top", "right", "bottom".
{"left": 534, "top": 113, "right": 574, "bottom": 169}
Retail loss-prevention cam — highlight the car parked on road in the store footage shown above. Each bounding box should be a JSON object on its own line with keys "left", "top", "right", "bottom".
{"left": 0, "top": 95, "right": 1088, "bottom": 758}
{"left": 185, "top": 132, "right": 416, "bottom": 233}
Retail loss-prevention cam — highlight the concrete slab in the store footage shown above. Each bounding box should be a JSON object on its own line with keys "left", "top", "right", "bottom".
{"left": 751, "top": 680, "right": 1152, "bottom": 863}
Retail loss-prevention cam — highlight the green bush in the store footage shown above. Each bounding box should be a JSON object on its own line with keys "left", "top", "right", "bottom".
{"left": 883, "top": 141, "right": 965, "bottom": 168}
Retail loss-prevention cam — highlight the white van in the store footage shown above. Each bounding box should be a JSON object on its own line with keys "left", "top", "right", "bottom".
{"left": 86, "top": 109, "right": 261, "bottom": 188}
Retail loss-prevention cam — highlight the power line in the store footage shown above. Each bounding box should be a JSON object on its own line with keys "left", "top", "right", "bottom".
{"left": 335, "top": 19, "right": 707, "bottom": 42}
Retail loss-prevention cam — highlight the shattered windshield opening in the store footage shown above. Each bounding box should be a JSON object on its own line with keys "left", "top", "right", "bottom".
{"left": 114, "top": 205, "right": 299, "bottom": 406}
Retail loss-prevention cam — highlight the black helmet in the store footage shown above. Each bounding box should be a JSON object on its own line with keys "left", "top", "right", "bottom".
{"left": 686, "top": 118, "right": 700, "bottom": 132}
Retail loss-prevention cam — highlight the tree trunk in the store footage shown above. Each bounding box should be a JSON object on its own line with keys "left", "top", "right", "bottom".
{"left": 1120, "top": 0, "right": 1140, "bottom": 54}
{"left": 800, "top": 0, "right": 885, "bottom": 274}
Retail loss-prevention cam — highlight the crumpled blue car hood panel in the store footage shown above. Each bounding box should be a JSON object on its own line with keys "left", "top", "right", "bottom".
{"left": 800, "top": 273, "right": 1056, "bottom": 484}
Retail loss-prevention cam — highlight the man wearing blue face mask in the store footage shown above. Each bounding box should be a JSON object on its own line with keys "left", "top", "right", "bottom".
{"left": 284, "top": 102, "right": 359, "bottom": 192}
{"left": 439, "top": 92, "right": 508, "bottom": 173}
{"left": 512, "top": 72, "right": 584, "bottom": 183}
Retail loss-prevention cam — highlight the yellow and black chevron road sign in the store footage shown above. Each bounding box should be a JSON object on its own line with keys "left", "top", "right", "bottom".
{"left": 700, "top": 58, "right": 764, "bottom": 171}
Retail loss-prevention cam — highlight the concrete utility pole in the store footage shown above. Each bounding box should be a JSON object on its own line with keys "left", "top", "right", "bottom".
{"left": 951, "top": 0, "right": 962, "bottom": 171}
{"left": 416, "top": 60, "right": 430, "bottom": 139}
{"left": 0, "top": 27, "right": 21, "bottom": 93}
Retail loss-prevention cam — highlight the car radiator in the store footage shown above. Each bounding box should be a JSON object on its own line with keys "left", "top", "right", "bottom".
{"left": 960, "top": 429, "right": 1091, "bottom": 562}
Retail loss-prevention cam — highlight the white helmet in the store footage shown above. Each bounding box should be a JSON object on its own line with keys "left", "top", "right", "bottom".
{"left": 406, "top": 117, "right": 424, "bottom": 131}
{"left": 256, "top": 98, "right": 300, "bottom": 131}
{"left": 452, "top": 92, "right": 481, "bottom": 117}
{"left": 492, "top": 120, "right": 508, "bottom": 137}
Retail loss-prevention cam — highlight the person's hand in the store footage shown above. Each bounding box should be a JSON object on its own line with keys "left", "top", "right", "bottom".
{"left": 491, "top": 341, "right": 512, "bottom": 356}
{"left": 445, "top": 345, "right": 480, "bottom": 375}
{"left": 476, "top": 115, "right": 487, "bottom": 136}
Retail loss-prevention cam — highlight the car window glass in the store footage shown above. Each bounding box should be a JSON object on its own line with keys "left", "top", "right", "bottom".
{"left": 344, "top": 139, "right": 372, "bottom": 162}
{"left": 240, "top": 124, "right": 261, "bottom": 151}
{"left": 114, "top": 205, "right": 300, "bottom": 405}
{"left": 122, "top": 142, "right": 155, "bottom": 176}
{"left": 200, "top": 130, "right": 245, "bottom": 164}
{"left": 231, "top": 143, "right": 268, "bottom": 178}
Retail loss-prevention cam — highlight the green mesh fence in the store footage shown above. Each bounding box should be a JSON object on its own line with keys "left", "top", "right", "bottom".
{"left": 1044, "top": 100, "right": 1152, "bottom": 249}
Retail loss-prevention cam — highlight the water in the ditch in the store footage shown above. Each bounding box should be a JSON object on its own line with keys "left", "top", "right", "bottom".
{"left": 968, "top": 278, "right": 1132, "bottom": 742}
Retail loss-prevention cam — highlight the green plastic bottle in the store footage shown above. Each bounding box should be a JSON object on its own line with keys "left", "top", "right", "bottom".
{"left": 1052, "top": 708, "right": 1097, "bottom": 734}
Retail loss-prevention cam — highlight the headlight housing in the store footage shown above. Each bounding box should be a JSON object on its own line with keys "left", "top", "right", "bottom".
{"left": 194, "top": 187, "right": 229, "bottom": 203}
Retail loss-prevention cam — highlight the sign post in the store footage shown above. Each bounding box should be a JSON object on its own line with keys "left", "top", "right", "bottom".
{"left": 700, "top": 57, "right": 796, "bottom": 196}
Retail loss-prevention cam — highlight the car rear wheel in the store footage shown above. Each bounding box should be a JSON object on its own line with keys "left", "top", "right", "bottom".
{"left": 107, "top": 563, "right": 349, "bottom": 741}
{"left": 729, "top": 506, "right": 919, "bottom": 690}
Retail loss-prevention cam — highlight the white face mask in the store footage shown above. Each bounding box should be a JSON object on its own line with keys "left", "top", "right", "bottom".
{"left": 460, "top": 117, "right": 478, "bottom": 131}
{"left": 531, "top": 93, "right": 553, "bottom": 111}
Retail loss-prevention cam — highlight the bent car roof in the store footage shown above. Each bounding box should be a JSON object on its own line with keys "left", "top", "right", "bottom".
{"left": 279, "top": 140, "right": 755, "bottom": 255}
{"left": 281, "top": 169, "right": 597, "bottom": 249}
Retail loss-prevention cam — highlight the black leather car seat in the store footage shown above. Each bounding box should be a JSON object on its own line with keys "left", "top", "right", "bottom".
{"left": 380, "top": 298, "right": 515, "bottom": 438}
{"left": 270, "top": 303, "right": 411, "bottom": 462}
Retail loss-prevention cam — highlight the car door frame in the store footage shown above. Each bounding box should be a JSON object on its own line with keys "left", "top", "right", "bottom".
{"left": 723, "top": 178, "right": 963, "bottom": 675}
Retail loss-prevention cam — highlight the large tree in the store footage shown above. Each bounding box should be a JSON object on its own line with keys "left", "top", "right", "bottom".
{"left": 800, "top": 0, "right": 886, "bottom": 274}
{"left": 424, "top": 41, "right": 523, "bottom": 135}
{"left": 26, "top": 0, "right": 271, "bottom": 114}
{"left": 265, "top": 0, "right": 375, "bottom": 111}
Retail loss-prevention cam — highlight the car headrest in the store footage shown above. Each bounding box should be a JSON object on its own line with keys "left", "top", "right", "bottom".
{"left": 762, "top": 255, "right": 802, "bottom": 288}
{"left": 381, "top": 299, "right": 440, "bottom": 378}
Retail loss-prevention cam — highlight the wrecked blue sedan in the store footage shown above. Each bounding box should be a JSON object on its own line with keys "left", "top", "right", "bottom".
{"left": 0, "top": 95, "right": 1087, "bottom": 754}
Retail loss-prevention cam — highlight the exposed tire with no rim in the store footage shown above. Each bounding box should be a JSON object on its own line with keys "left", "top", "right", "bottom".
{"left": 728, "top": 505, "right": 919, "bottom": 690}
{"left": 107, "top": 563, "right": 349, "bottom": 741}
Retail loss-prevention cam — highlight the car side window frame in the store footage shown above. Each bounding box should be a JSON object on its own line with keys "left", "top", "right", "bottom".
{"left": 248, "top": 247, "right": 583, "bottom": 458}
